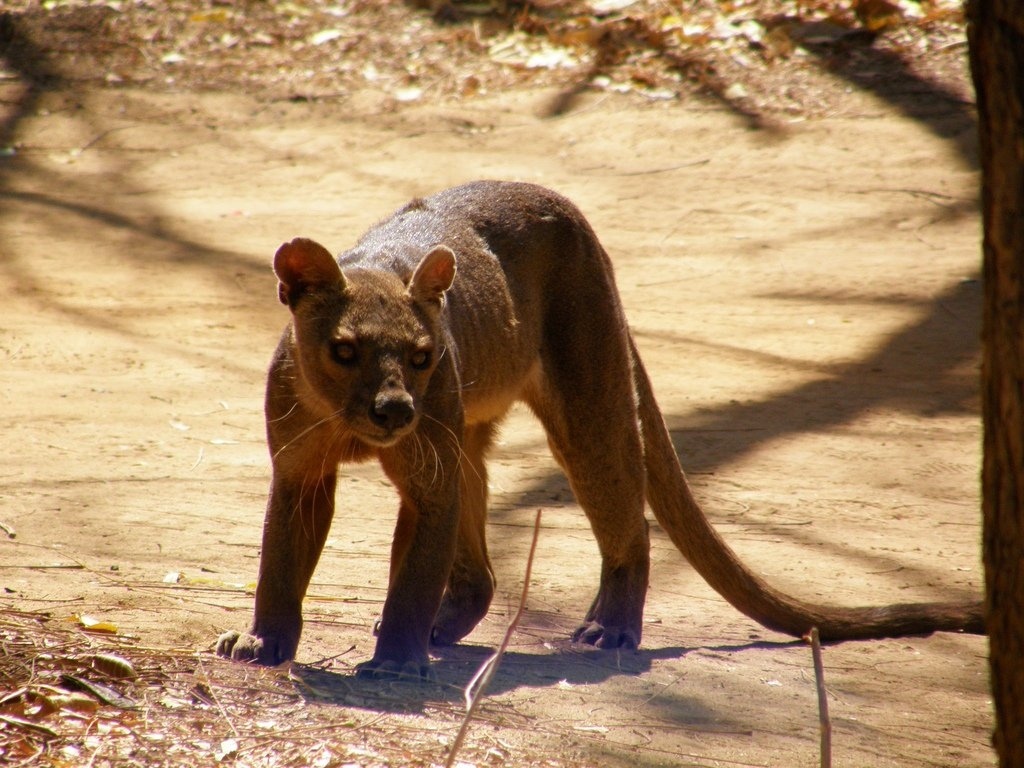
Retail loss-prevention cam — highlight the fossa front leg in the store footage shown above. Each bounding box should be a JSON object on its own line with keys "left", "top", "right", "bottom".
{"left": 357, "top": 421, "right": 462, "bottom": 680}
{"left": 217, "top": 469, "right": 337, "bottom": 665}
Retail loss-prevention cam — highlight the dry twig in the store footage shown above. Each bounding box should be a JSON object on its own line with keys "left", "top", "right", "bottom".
{"left": 806, "top": 627, "right": 832, "bottom": 768}
{"left": 445, "top": 509, "right": 543, "bottom": 768}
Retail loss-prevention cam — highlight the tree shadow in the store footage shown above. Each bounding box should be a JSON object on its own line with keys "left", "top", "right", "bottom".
{"left": 786, "top": 26, "right": 977, "bottom": 167}
{"left": 431, "top": 3, "right": 977, "bottom": 164}
{"left": 0, "top": 12, "right": 286, "bottom": 381}
{"left": 0, "top": 16, "right": 45, "bottom": 149}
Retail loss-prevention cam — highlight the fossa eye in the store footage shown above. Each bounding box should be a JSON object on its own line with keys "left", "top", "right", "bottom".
{"left": 332, "top": 341, "right": 357, "bottom": 365}
{"left": 410, "top": 349, "right": 432, "bottom": 370}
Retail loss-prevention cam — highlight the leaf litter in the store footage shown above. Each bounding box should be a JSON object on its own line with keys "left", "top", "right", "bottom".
{"left": 4, "top": 1, "right": 969, "bottom": 119}
{"left": 0, "top": 610, "right": 550, "bottom": 767}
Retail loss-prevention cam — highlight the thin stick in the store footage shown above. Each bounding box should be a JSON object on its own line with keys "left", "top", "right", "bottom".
{"left": 445, "top": 509, "right": 542, "bottom": 768}
{"left": 0, "top": 564, "right": 84, "bottom": 570}
{"left": 806, "top": 627, "right": 832, "bottom": 768}
{"left": 195, "top": 654, "right": 240, "bottom": 739}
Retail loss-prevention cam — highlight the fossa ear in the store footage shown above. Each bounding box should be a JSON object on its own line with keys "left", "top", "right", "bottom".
{"left": 408, "top": 245, "right": 456, "bottom": 305}
{"left": 273, "top": 238, "right": 344, "bottom": 308}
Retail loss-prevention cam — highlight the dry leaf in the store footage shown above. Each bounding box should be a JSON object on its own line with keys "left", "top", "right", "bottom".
{"left": 216, "top": 737, "right": 239, "bottom": 762}
{"left": 189, "top": 9, "right": 230, "bottom": 23}
{"left": 52, "top": 692, "right": 99, "bottom": 715}
{"left": 854, "top": 0, "right": 904, "bottom": 31}
{"left": 574, "top": 724, "right": 610, "bottom": 733}
{"left": 0, "top": 713, "right": 59, "bottom": 737}
{"left": 93, "top": 653, "right": 137, "bottom": 680}
{"left": 61, "top": 674, "right": 138, "bottom": 710}
{"left": 309, "top": 29, "right": 344, "bottom": 46}
{"left": 393, "top": 86, "right": 424, "bottom": 102}
{"left": 589, "top": 0, "right": 638, "bottom": 13}
{"left": 72, "top": 614, "right": 118, "bottom": 634}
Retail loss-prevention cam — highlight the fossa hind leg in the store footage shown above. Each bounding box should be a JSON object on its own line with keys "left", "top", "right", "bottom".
{"left": 526, "top": 320, "right": 650, "bottom": 648}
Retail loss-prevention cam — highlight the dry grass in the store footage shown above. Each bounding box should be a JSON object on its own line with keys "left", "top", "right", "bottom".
{"left": 0, "top": 610, "right": 546, "bottom": 768}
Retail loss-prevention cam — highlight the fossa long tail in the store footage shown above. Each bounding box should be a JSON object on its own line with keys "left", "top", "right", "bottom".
{"left": 630, "top": 337, "right": 984, "bottom": 640}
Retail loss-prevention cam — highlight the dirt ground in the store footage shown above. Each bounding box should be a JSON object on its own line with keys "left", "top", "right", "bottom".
{"left": 0, "top": 3, "right": 991, "bottom": 767}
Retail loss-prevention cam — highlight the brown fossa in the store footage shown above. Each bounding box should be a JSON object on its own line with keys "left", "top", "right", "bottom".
{"left": 216, "top": 180, "right": 983, "bottom": 679}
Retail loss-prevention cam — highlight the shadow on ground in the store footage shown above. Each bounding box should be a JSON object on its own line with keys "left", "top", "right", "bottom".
{"left": 287, "top": 636, "right": 804, "bottom": 714}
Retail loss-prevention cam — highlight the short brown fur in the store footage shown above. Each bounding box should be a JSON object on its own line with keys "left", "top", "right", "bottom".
{"left": 216, "top": 181, "right": 983, "bottom": 678}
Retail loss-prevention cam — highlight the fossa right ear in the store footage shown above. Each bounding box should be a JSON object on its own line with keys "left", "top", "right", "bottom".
{"left": 273, "top": 237, "right": 344, "bottom": 307}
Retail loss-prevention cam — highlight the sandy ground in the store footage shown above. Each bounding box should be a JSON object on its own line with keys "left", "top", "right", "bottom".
{"left": 1, "top": 71, "right": 991, "bottom": 766}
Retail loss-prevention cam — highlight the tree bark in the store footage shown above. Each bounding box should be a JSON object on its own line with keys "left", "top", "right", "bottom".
{"left": 967, "top": 2, "right": 1024, "bottom": 764}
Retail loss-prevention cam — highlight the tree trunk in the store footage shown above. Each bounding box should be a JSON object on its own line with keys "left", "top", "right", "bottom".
{"left": 967, "top": 2, "right": 1024, "bottom": 765}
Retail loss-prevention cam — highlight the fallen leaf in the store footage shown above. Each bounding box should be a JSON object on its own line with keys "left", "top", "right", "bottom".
{"left": 72, "top": 614, "right": 118, "bottom": 634}
{"left": 189, "top": 9, "right": 230, "bottom": 23}
{"left": 526, "top": 45, "right": 579, "bottom": 70}
{"left": 216, "top": 738, "right": 239, "bottom": 762}
{"left": 0, "top": 713, "right": 59, "bottom": 737}
{"left": 93, "top": 653, "right": 137, "bottom": 680}
{"left": 393, "top": 86, "right": 423, "bottom": 102}
{"left": 854, "top": 0, "right": 904, "bottom": 31}
{"left": 160, "top": 695, "right": 190, "bottom": 709}
{"left": 724, "top": 82, "right": 748, "bottom": 99}
{"left": 589, "top": 0, "right": 638, "bottom": 13}
{"left": 61, "top": 674, "right": 138, "bottom": 709}
{"left": 52, "top": 692, "right": 99, "bottom": 715}
{"left": 309, "top": 29, "right": 344, "bottom": 46}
